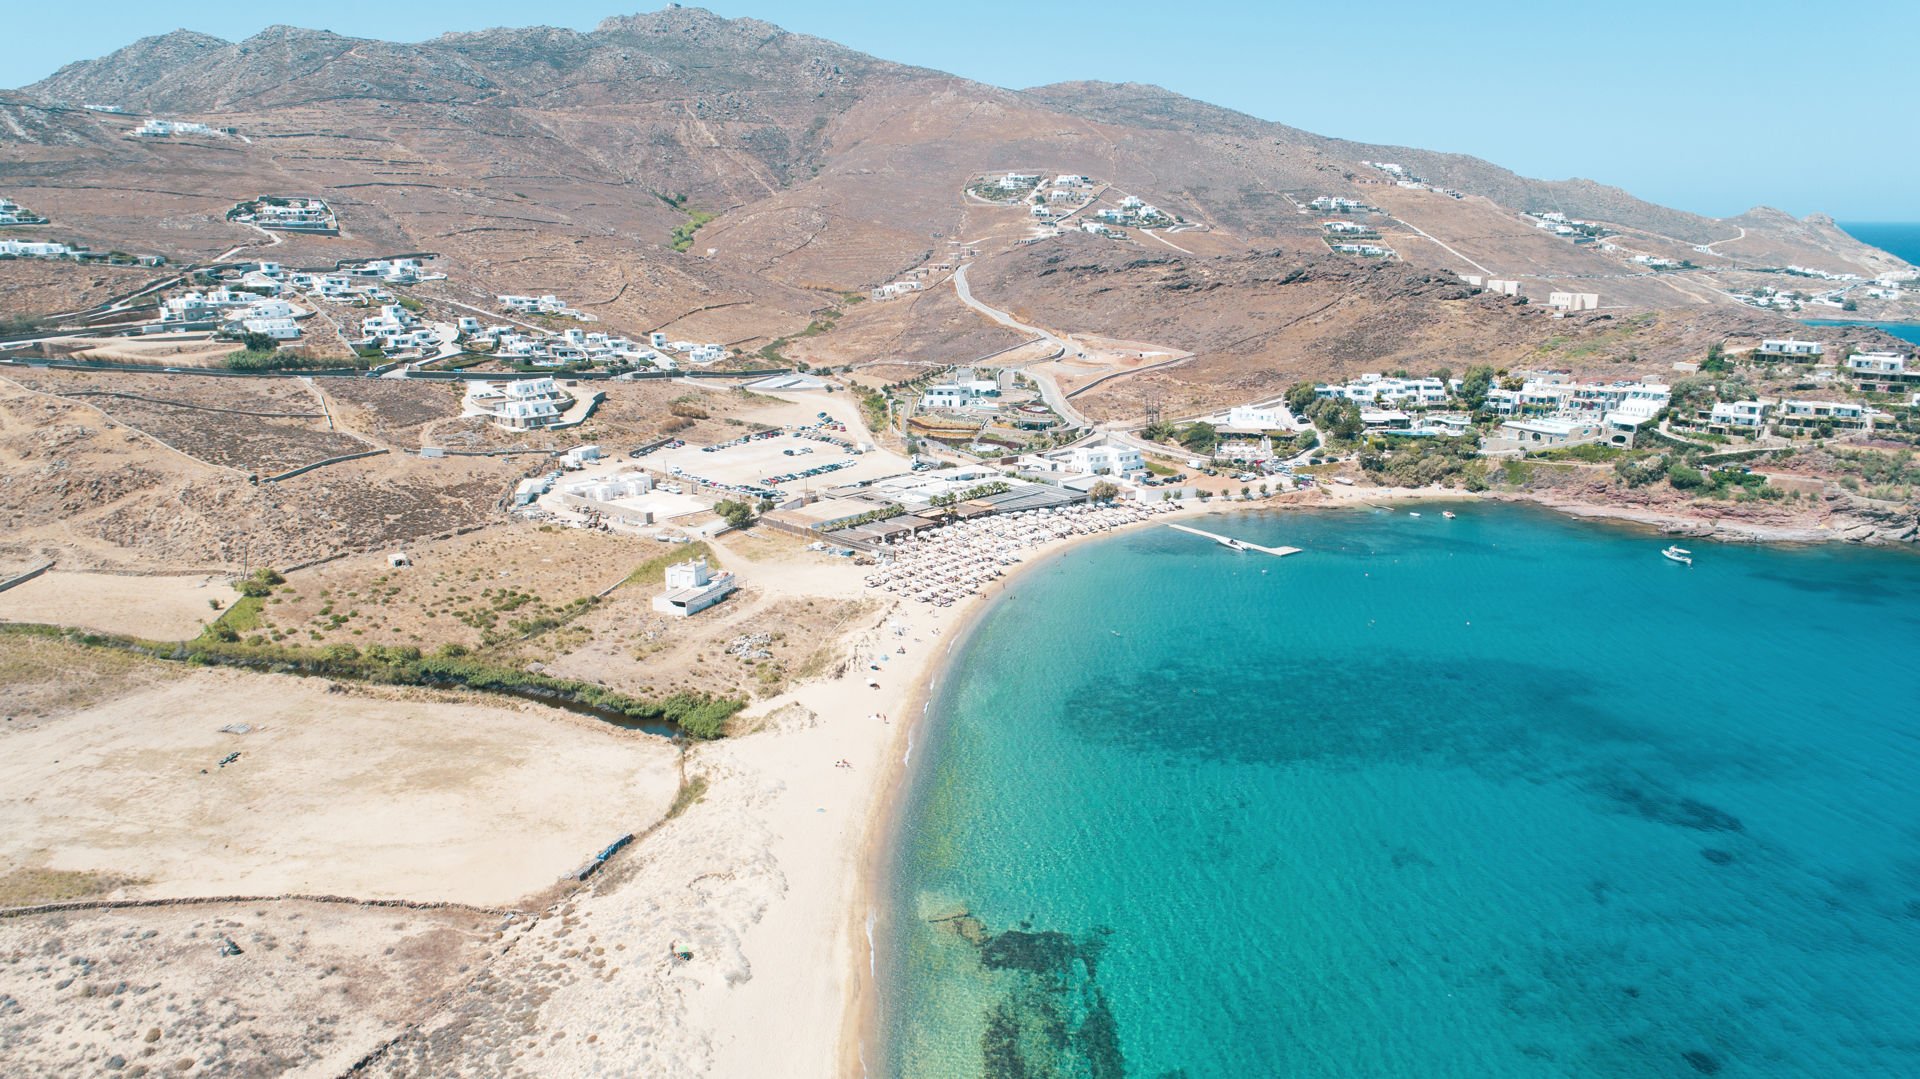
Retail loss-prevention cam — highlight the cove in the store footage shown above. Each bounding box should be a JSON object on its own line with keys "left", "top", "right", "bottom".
{"left": 880, "top": 502, "right": 1920, "bottom": 1078}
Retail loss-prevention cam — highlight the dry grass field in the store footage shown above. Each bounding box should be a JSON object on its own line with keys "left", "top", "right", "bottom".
{"left": 0, "top": 900, "right": 493, "bottom": 1078}
{"left": 247, "top": 515, "right": 882, "bottom": 706}
{"left": 0, "top": 662, "right": 680, "bottom": 905}
{"left": 257, "top": 523, "right": 640, "bottom": 651}
{"left": 3, "top": 368, "right": 373, "bottom": 473}
{"left": 315, "top": 378, "right": 463, "bottom": 448}
{"left": 0, "top": 570, "right": 238, "bottom": 639}
{"left": 0, "top": 631, "right": 172, "bottom": 728}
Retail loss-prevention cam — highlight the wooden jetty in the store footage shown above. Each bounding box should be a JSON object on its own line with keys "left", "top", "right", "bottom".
{"left": 1167, "top": 523, "right": 1301, "bottom": 557}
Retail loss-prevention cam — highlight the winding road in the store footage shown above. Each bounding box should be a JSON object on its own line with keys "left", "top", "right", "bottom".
{"left": 950, "top": 264, "right": 1090, "bottom": 425}
{"left": 951, "top": 263, "right": 1066, "bottom": 350}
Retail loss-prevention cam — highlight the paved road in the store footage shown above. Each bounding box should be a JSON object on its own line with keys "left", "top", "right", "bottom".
{"left": 952, "top": 263, "right": 1066, "bottom": 349}
{"left": 950, "top": 264, "right": 1090, "bottom": 426}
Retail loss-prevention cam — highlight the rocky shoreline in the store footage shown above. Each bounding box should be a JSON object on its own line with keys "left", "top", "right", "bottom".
{"left": 1498, "top": 491, "right": 1919, "bottom": 547}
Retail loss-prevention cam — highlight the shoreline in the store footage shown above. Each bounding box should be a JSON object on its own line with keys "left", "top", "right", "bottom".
{"left": 684, "top": 481, "right": 1912, "bottom": 1079}
{"left": 837, "top": 508, "right": 1170, "bottom": 1076}
{"left": 832, "top": 487, "right": 1451, "bottom": 1075}
{"left": 830, "top": 482, "right": 1917, "bottom": 1073}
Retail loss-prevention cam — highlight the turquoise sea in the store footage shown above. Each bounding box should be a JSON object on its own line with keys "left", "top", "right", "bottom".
{"left": 880, "top": 504, "right": 1920, "bottom": 1078}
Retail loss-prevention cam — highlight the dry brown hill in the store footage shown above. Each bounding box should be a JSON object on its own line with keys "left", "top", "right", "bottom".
{"left": 950, "top": 233, "right": 1914, "bottom": 422}
{"left": 5, "top": 6, "right": 1912, "bottom": 354}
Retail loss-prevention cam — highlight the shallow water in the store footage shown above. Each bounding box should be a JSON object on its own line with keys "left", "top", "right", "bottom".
{"left": 881, "top": 503, "right": 1920, "bottom": 1078}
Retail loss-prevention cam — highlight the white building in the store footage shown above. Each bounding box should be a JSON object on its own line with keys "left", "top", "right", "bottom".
{"left": 920, "top": 370, "right": 1000, "bottom": 411}
{"left": 130, "top": 118, "right": 222, "bottom": 138}
{"left": 0, "top": 198, "right": 42, "bottom": 225}
{"left": 1495, "top": 417, "right": 1605, "bottom": 448}
{"left": 241, "top": 298, "right": 299, "bottom": 320}
{"left": 1706, "top": 400, "right": 1771, "bottom": 430}
{"left": 1226, "top": 405, "right": 1287, "bottom": 431}
{"left": 240, "top": 317, "right": 300, "bottom": 340}
{"left": 345, "top": 258, "right": 442, "bottom": 285}
{"left": 1309, "top": 196, "right": 1368, "bottom": 212}
{"left": 1601, "top": 384, "right": 1671, "bottom": 446}
{"left": 1548, "top": 292, "right": 1600, "bottom": 311}
{"left": 872, "top": 280, "right": 924, "bottom": 300}
{"left": 464, "top": 377, "right": 573, "bottom": 430}
{"left": 1484, "top": 279, "right": 1522, "bottom": 296}
{"left": 1776, "top": 399, "right": 1868, "bottom": 430}
{"left": 1058, "top": 442, "right": 1144, "bottom": 477}
{"left": 0, "top": 240, "right": 75, "bottom": 259}
{"left": 653, "top": 559, "right": 737, "bottom": 618}
{"left": 237, "top": 197, "right": 336, "bottom": 232}
{"left": 1846, "top": 351, "right": 1908, "bottom": 376}
{"left": 1318, "top": 374, "right": 1450, "bottom": 407}
{"left": 1022, "top": 439, "right": 1144, "bottom": 479}
{"left": 1758, "top": 339, "right": 1824, "bottom": 359}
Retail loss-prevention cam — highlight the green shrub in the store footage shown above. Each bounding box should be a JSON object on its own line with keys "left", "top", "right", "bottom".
{"left": 1666, "top": 462, "right": 1706, "bottom": 489}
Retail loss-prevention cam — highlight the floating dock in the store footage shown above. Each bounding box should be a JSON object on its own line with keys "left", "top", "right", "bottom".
{"left": 1167, "top": 523, "right": 1301, "bottom": 557}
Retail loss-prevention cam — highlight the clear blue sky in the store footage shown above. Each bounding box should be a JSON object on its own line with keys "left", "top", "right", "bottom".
{"left": 5, "top": 1, "right": 1913, "bottom": 221}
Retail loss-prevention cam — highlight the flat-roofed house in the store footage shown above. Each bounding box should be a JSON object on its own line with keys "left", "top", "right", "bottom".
{"left": 652, "top": 558, "right": 737, "bottom": 617}
{"left": 1846, "top": 351, "right": 1915, "bottom": 392}
{"left": 1776, "top": 399, "right": 1868, "bottom": 431}
{"left": 1757, "top": 339, "right": 1824, "bottom": 360}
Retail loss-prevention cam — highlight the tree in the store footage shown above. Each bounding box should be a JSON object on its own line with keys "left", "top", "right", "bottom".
{"left": 714, "top": 499, "right": 756, "bottom": 529}
{"left": 1088, "top": 481, "right": 1120, "bottom": 503}
{"left": 1178, "top": 422, "right": 1220, "bottom": 454}
{"left": 1666, "top": 462, "right": 1705, "bottom": 490}
{"left": 1285, "top": 381, "right": 1319, "bottom": 414}
{"left": 1309, "top": 397, "right": 1363, "bottom": 440}
{"left": 240, "top": 331, "right": 276, "bottom": 354}
{"left": 1615, "top": 455, "right": 1666, "bottom": 488}
{"left": 1460, "top": 365, "right": 1496, "bottom": 411}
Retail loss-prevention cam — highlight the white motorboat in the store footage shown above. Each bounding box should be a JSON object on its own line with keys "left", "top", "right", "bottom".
{"left": 1408, "top": 511, "right": 1422, "bottom": 517}
{"left": 1442, "top": 511, "right": 1457, "bottom": 519}
{"left": 1662, "top": 545, "right": 1693, "bottom": 566}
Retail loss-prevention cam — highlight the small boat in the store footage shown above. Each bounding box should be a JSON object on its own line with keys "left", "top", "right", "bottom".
{"left": 1662, "top": 545, "right": 1693, "bottom": 566}
{"left": 1218, "top": 537, "right": 1249, "bottom": 551}
{"left": 1408, "top": 511, "right": 1422, "bottom": 517}
{"left": 1442, "top": 511, "right": 1457, "bottom": 519}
